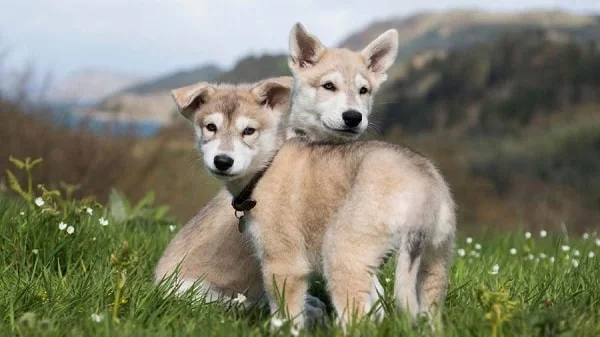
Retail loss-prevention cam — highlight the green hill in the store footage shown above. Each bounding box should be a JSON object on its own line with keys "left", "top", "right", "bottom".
{"left": 377, "top": 29, "right": 600, "bottom": 135}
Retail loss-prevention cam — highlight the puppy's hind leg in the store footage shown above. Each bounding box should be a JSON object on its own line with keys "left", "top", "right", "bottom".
{"left": 394, "top": 231, "right": 425, "bottom": 318}
{"left": 418, "top": 238, "right": 453, "bottom": 317}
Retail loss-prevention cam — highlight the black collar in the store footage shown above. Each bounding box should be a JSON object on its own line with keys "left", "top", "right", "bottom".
{"left": 231, "top": 152, "right": 278, "bottom": 214}
{"left": 231, "top": 168, "right": 266, "bottom": 213}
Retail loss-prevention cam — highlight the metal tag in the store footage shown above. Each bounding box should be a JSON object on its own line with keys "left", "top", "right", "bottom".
{"left": 238, "top": 214, "right": 248, "bottom": 233}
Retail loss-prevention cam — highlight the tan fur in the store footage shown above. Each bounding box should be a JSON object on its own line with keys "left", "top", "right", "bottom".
{"left": 239, "top": 141, "right": 455, "bottom": 329}
{"left": 155, "top": 189, "right": 264, "bottom": 300}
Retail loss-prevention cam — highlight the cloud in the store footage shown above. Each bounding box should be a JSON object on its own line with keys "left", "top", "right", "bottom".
{"left": 0, "top": 0, "right": 598, "bottom": 78}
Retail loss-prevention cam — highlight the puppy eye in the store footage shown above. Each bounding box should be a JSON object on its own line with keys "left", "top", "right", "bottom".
{"left": 206, "top": 123, "right": 217, "bottom": 132}
{"left": 322, "top": 82, "right": 336, "bottom": 91}
{"left": 359, "top": 87, "right": 369, "bottom": 95}
{"left": 243, "top": 127, "right": 256, "bottom": 136}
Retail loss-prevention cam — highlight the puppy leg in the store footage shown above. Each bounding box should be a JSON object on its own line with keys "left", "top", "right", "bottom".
{"left": 418, "top": 238, "right": 453, "bottom": 316}
{"left": 262, "top": 253, "right": 311, "bottom": 330}
{"left": 322, "top": 219, "right": 390, "bottom": 329}
{"left": 394, "top": 232, "right": 425, "bottom": 318}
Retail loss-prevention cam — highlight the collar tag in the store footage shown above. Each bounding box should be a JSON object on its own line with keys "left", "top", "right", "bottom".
{"left": 237, "top": 214, "right": 248, "bottom": 233}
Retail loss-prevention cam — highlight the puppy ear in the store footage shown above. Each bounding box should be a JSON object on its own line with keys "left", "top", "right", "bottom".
{"left": 288, "top": 23, "right": 325, "bottom": 71}
{"left": 251, "top": 76, "right": 293, "bottom": 113}
{"left": 171, "top": 82, "right": 216, "bottom": 120}
{"left": 361, "top": 29, "right": 399, "bottom": 84}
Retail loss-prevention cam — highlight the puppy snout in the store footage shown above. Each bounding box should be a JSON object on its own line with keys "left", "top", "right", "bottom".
{"left": 342, "top": 110, "right": 362, "bottom": 128}
{"left": 214, "top": 154, "right": 234, "bottom": 171}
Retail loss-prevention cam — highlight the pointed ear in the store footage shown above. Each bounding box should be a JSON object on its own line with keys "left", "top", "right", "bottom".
{"left": 251, "top": 76, "right": 293, "bottom": 113}
{"left": 361, "top": 29, "right": 398, "bottom": 83}
{"left": 288, "top": 23, "right": 325, "bottom": 71}
{"left": 171, "top": 82, "right": 216, "bottom": 120}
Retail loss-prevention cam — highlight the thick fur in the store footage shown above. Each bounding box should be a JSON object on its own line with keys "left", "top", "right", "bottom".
{"left": 155, "top": 22, "right": 400, "bottom": 312}
{"left": 228, "top": 140, "right": 456, "bottom": 329}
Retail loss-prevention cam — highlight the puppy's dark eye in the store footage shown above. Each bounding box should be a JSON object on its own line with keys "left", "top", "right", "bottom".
{"left": 206, "top": 123, "right": 217, "bottom": 132}
{"left": 322, "top": 82, "right": 336, "bottom": 91}
{"left": 359, "top": 87, "right": 369, "bottom": 95}
{"left": 243, "top": 127, "right": 256, "bottom": 136}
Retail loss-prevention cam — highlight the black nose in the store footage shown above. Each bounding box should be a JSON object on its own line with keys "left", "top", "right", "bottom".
{"left": 342, "top": 110, "right": 362, "bottom": 128}
{"left": 214, "top": 155, "right": 234, "bottom": 171}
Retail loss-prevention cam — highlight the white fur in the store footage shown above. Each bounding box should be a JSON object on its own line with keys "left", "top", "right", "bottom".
{"left": 204, "top": 113, "right": 224, "bottom": 129}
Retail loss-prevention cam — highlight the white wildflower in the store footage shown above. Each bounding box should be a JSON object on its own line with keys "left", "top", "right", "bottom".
{"left": 32, "top": 249, "right": 39, "bottom": 255}
{"left": 457, "top": 248, "right": 466, "bottom": 257}
{"left": 509, "top": 248, "right": 517, "bottom": 255}
{"left": 232, "top": 293, "right": 247, "bottom": 305}
{"left": 589, "top": 251, "right": 595, "bottom": 258}
{"left": 539, "top": 253, "right": 547, "bottom": 259}
{"left": 34, "top": 197, "right": 44, "bottom": 207}
{"left": 596, "top": 239, "right": 600, "bottom": 247}
{"left": 90, "top": 313, "right": 104, "bottom": 323}
{"left": 540, "top": 230, "right": 547, "bottom": 238}
{"left": 271, "top": 317, "right": 284, "bottom": 328}
{"left": 550, "top": 257, "right": 555, "bottom": 263}
{"left": 99, "top": 217, "right": 108, "bottom": 226}
{"left": 583, "top": 233, "right": 590, "bottom": 240}
{"left": 490, "top": 264, "right": 499, "bottom": 275}
{"left": 92, "top": 237, "right": 97, "bottom": 241}
{"left": 527, "top": 254, "right": 534, "bottom": 261}
{"left": 169, "top": 225, "right": 176, "bottom": 232}
{"left": 66, "top": 226, "right": 74, "bottom": 235}
{"left": 561, "top": 245, "right": 570, "bottom": 252}
{"left": 571, "top": 259, "right": 579, "bottom": 268}
{"left": 86, "top": 207, "right": 93, "bottom": 215}
{"left": 290, "top": 326, "right": 300, "bottom": 337}
{"left": 385, "top": 277, "right": 391, "bottom": 283}
{"left": 573, "top": 250, "right": 580, "bottom": 257}
{"left": 475, "top": 243, "right": 482, "bottom": 250}
{"left": 20, "top": 211, "right": 25, "bottom": 216}
{"left": 525, "top": 232, "right": 532, "bottom": 239}
{"left": 58, "top": 222, "right": 67, "bottom": 231}
{"left": 466, "top": 237, "right": 473, "bottom": 244}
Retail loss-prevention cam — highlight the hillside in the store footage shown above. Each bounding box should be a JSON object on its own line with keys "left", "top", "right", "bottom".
{"left": 339, "top": 10, "right": 600, "bottom": 60}
{"left": 216, "top": 54, "right": 289, "bottom": 83}
{"left": 376, "top": 29, "right": 600, "bottom": 135}
{"left": 117, "top": 64, "right": 222, "bottom": 95}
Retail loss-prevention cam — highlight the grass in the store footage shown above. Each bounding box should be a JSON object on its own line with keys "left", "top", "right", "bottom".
{"left": 1, "top": 193, "right": 599, "bottom": 337}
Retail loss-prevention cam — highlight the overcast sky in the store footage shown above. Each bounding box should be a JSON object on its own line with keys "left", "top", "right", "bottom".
{"left": 1, "top": 0, "right": 599, "bottom": 80}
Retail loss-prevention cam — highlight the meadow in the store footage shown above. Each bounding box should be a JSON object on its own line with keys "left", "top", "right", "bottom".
{"left": 1, "top": 158, "right": 599, "bottom": 337}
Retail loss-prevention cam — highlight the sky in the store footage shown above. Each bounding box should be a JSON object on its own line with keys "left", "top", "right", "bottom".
{"left": 0, "top": 0, "right": 599, "bottom": 80}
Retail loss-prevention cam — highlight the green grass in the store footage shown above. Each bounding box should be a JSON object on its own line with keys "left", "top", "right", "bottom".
{"left": 1, "top": 194, "right": 599, "bottom": 337}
